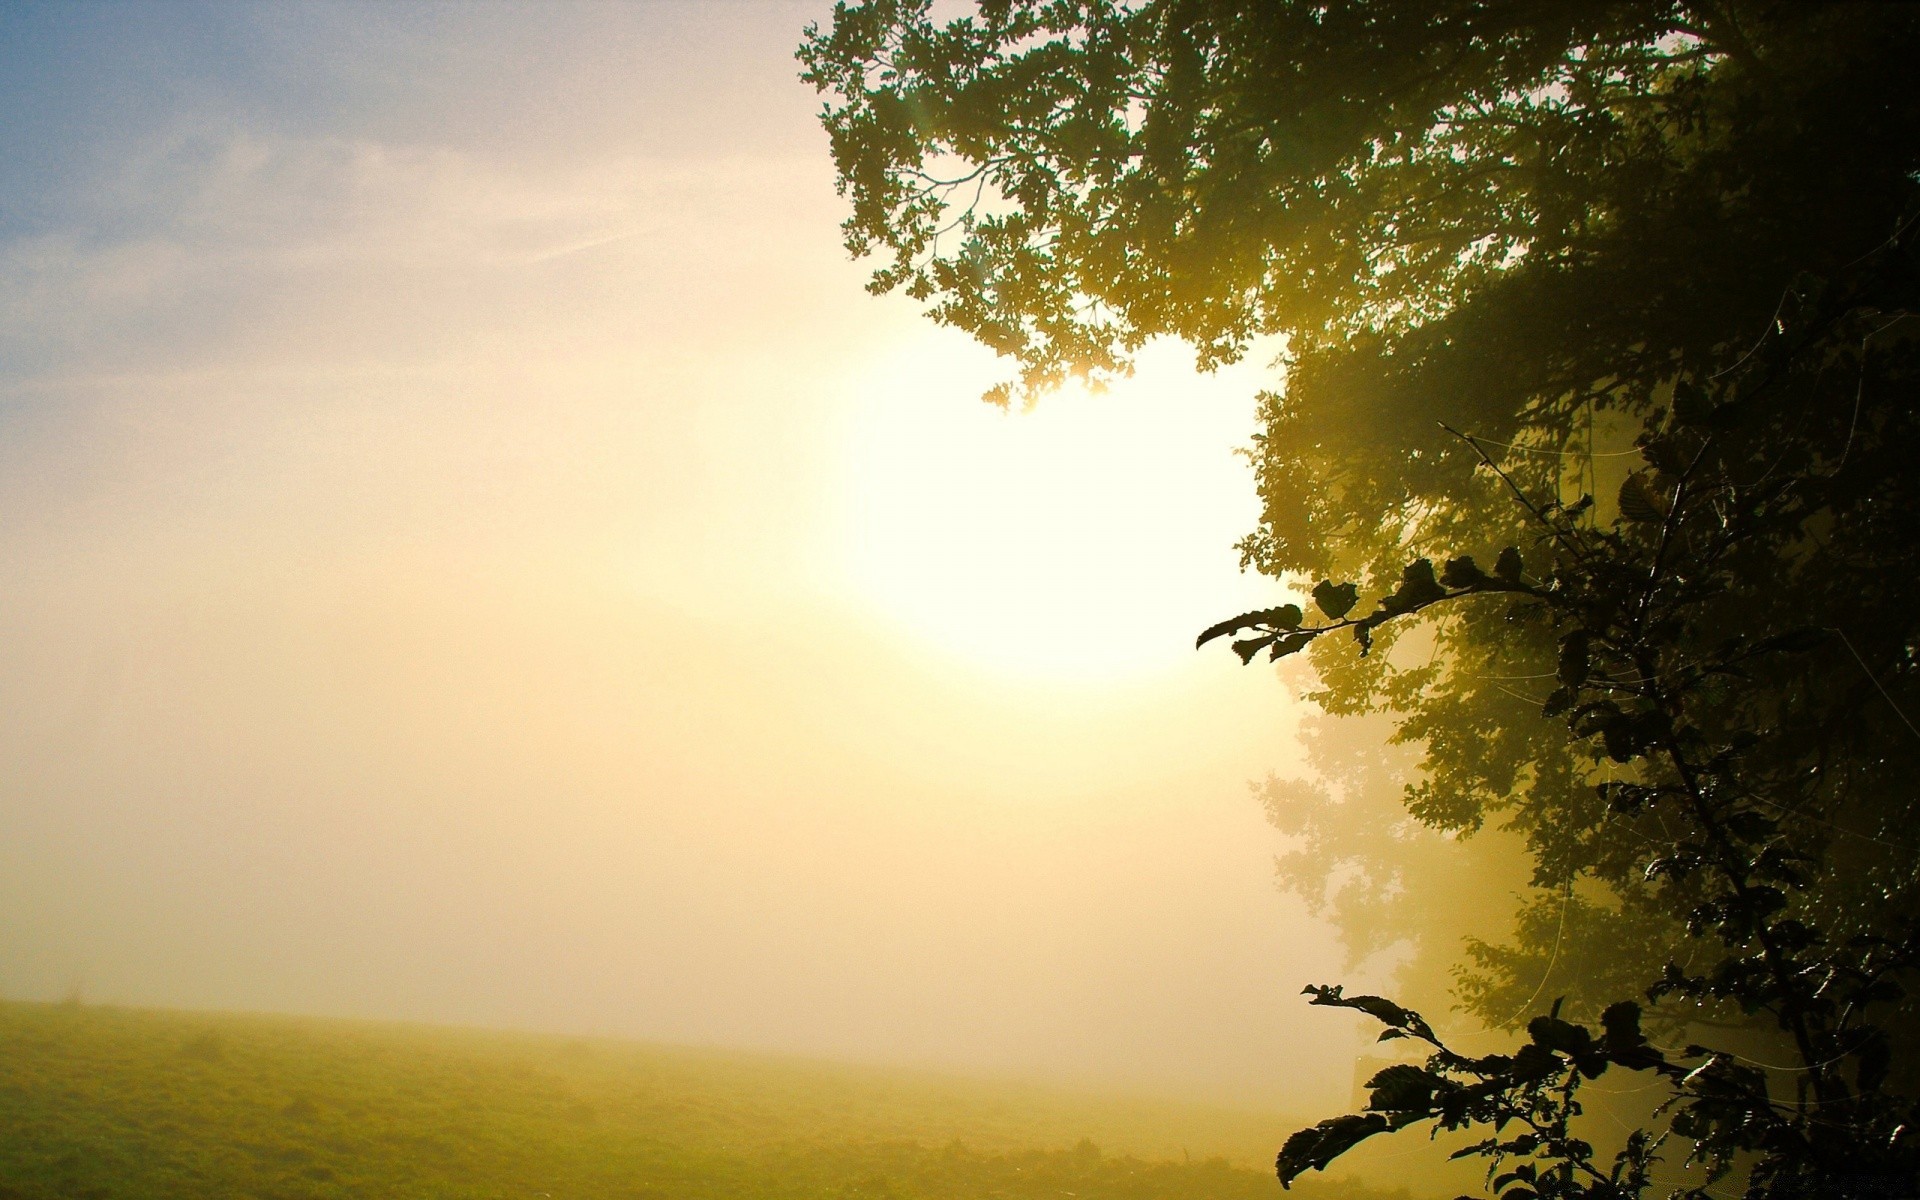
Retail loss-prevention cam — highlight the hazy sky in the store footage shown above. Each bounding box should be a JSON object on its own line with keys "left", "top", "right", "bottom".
{"left": 0, "top": 0, "right": 1375, "bottom": 1111}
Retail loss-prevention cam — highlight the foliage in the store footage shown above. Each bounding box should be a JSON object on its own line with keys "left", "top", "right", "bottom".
{"left": 0, "top": 1001, "right": 1407, "bottom": 1200}
{"left": 803, "top": 1, "right": 1920, "bottom": 1196}
{"left": 1208, "top": 409, "right": 1920, "bottom": 1194}
{"left": 1256, "top": 709, "right": 1532, "bottom": 1015}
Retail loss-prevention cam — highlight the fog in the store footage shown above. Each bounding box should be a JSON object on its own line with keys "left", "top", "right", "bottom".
{"left": 0, "top": 1, "right": 1373, "bottom": 1112}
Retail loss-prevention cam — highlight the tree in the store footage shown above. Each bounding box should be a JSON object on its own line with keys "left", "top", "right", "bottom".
{"left": 802, "top": 2, "right": 1920, "bottom": 1196}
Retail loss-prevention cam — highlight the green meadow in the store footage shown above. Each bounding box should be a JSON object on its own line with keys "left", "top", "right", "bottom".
{"left": 0, "top": 1001, "right": 1406, "bottom": 1200}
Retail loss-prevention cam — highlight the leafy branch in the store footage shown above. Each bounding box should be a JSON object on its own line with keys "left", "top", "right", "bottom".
{"left": 1195, "top": 550, "right": 1539, "bottom": 665}
{"left": 1204, "top": 344, "right": 1920, "bottom": 1195}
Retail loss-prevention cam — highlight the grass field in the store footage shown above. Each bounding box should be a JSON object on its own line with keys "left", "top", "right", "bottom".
{"left": 0, "top": 1001, "right": 1411, "bottom": 1200}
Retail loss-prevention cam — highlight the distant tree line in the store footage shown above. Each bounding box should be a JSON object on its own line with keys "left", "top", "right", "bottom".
{"left": 803, "top": 3, "right": 1920, "bottom": 1197}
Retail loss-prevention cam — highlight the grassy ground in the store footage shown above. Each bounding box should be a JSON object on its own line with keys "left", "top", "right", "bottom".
{"left": 0, "top": 1000, "right": 1408, "bottom": 1200}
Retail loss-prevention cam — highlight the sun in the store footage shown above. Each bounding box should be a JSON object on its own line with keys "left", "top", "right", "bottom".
{"left": 835, "top": 332, "right": 1286, "bottom": 682}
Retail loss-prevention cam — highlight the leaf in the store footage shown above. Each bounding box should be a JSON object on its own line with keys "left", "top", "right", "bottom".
{"left": 1377, "top": 560, "right": 1444, "bottom": 617}
{"left": 1641, "top": 436, "right": 1689, "bottom": 475}
{"left": 1195, "top": 604, "right": 1303, "bottom": 649}
{"left": 1396, "top": 558, "right": 1446, "bottom": 607}
{"left": 1511, "top": 1043, "right": 1561, "bottom": 1080}
{"left": 1603, "top": 722, "right": 1644, "bottom": 763}
{"left": 1312, "top": 579, "right": 1359, "bottom": 619}
{"left": 1276, "top": 1114, "right": 1392, "bottom": 1186}
{"left": 1270, "top": 631, "right": 1316, "bottom": 660}
{"left": 1618, "top": 472, "right": 1669, "bottom": 523}
{"left": 1304, "top": 985, "right": 1436, "bottom": 1041}
{"left": 1441, "top": 556, "right": 1487, "bottom": 588}
{"left": 1599, "top": 1001, "right": 1664, "bottom": 1073}
{"left": 1527, "top": 1015, "right": 1593, "bottom": 1056}
{"left": 1365, "top": 1064, "right": 1441, "bottom": 1113}
{"left": 1600, "top": 1001, "right": 1644, "bottom": 1050}
{"left": 1570, "top": 701, "right": 1624, "bottom": 737}
{"left": 1671, "top": 378, "right": 1712, "bottom": 426}
{"left": 1232, "top": 635, "right": 1276, "bottom": 664}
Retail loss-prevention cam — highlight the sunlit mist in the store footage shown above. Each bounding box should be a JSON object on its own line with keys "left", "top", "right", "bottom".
{"left": 0, "top": 0, "right": 1365, "bottom": 1119}
{"left": 840, "top": 336, "right": 1282, "bottom": 680}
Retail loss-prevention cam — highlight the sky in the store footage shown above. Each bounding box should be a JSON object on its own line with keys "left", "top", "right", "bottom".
{"left": 0, "top": 0, "right": 1381, "bottom": 1112}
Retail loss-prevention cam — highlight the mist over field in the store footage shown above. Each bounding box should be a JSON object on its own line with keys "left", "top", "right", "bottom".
{"left": 0, "top": 1, "right": 1373, "bottom": 1116}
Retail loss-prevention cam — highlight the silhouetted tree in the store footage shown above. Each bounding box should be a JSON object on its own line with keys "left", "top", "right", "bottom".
{"left": 804, "top": 3, "right": 1920, "bottom": 1196}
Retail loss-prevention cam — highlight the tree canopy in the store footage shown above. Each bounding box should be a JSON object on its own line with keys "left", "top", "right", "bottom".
{"left": 804, "top": 2, "right": 1920, "bottom": 1196}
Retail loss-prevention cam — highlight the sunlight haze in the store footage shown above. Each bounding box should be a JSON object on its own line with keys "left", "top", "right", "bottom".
{"left": 0, "top": 0, "right": 1361, "bottom": 1114}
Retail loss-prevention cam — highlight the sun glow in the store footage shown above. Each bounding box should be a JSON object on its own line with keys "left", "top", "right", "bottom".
{"left": 838, "top": 334, "right": 1286, "bottom": 681}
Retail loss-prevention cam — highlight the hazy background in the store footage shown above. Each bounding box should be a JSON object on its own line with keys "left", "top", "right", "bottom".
{"left": 0, "top": 0, "right": 1377, "bottom": 1112}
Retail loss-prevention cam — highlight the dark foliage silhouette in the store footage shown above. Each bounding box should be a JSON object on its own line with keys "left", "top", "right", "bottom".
{"left": 804, "top": 2, "right": 1920, "bottom": 1194}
